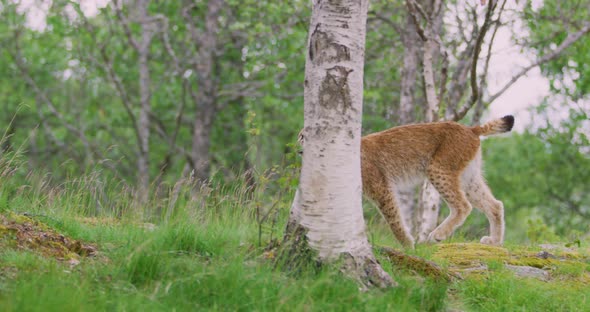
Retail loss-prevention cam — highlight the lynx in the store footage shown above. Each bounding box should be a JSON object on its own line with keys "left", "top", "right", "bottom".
{"left": 299, "top": 115, "right": 514, "bottom": 248}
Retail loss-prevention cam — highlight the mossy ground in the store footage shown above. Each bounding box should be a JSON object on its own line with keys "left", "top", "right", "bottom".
{"left": 2, "top": 210, "right": 589, "bottom": 311}
{"left": 432, "top": 242, "right": 590, "bottom": 282}
{"left": 0, "top": 212, "right": 97, "bottom": 262}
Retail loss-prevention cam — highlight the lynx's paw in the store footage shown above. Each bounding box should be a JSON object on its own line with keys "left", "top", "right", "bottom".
{"left": 480, "top": 236, "right": 501, "bottom": 246}
{"left": 426, "top": 231, "right": 444, "bottom": 244}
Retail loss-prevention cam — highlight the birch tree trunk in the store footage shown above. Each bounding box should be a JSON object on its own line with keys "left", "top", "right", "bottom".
{"left": 189, "top": 0, "right": 224, "bottom": 182}
{"left": 397, "top": 12, "right": 420, "bottom": 235}
{"left": 406, "top": 0, "right": 443, "bottom": 242}
{"left": 415, "top": 28, "right": 442, "bottom": 241}
{"left": 136, "top": 0, "right": 155, "bottom": 201}
{"left": 282, "top": 0, "right": 393, "bottom": 289}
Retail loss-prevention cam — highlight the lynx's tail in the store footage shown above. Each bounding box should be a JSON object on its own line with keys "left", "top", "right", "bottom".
{"left": 470, "top": 115, "right": 514, "bottom": 136}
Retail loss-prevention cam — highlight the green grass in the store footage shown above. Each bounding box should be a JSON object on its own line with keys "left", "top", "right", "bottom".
{"left": 1, "top": 159, "right": 589, "bottom": 311}
{"left": 0, "top": 215, "right": 448, "bottom": 311}
{"left": 459, "top": 273, "right": 590, "bottom": 312}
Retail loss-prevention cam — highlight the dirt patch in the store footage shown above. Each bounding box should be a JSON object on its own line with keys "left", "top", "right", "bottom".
{"left": 0, "top": 212, "right": 97, "bottom": 261}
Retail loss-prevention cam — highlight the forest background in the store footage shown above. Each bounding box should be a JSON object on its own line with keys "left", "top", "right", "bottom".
{"left": 1, "top": 0, "right": 588, "bottom": 238}
{"left": 0, "top": 0, "right": 590, "bottom": 310}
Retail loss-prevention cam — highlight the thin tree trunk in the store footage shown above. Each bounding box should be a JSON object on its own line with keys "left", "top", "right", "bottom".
{"left": 136, "top": 0, "right": 155, "bottom": 201}
{"left": 407, "top": 0, "right": 443, "bottom": 242}
{"left": 416, "top": 29, "right": 442, "bottom": 242}
{"left": 416, "top": 180, "right": 441, "bottom": 242}
{"left": 399, "top": 13, "right": 419, "bottom": 125}
{"left": 422, "top": 35, "right": 438, "bottom": 122}
{"left": 191, "top": 112, "right": 214, "bottom": 182}
{"left": 281, "top": 0, "right": 393, "bottom": 289}
{"left": 397, "top": 12, "right": 420, "bottom": 234}
{"left": 189, "top": 0, "right": 223, "bottom": 182}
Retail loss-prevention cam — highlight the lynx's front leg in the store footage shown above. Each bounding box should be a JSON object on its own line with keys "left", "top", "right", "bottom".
{"left": 364, "top": 185, "right": 414, "bottom": 247}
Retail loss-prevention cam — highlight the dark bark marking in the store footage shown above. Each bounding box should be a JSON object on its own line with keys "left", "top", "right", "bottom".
{"left": 309, "top": 26, "right": 350, "bottom": 65}
{"left": 348, "top": 129, "right": 354, "bottom": 139}
{"left": 318, "top": 66, "right": 354, "bottom": 117}
{"left": 323, "top": 0, "right": 352, "bottom": 15}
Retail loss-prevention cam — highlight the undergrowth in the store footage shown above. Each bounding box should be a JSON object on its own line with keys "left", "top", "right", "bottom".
{"left": 0, "top": 153, "right": 589, "bottom": 311}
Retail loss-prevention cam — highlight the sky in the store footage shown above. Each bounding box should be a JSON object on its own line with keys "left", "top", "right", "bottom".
{"left": 9, "top": 0, "right": 566, "bottom": 132}
{"left": 478, "top": 0, "right": 551, "bottom": 131}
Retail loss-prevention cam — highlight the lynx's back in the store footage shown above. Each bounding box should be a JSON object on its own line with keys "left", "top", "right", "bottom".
{"left": 361, "top": 121, "right": 480, "bottom": 190}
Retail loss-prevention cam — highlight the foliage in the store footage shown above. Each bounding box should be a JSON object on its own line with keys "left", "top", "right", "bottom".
{"left": 524, "top": 0, "right": 590, "bottom": 98}
{"left": 479, "top": 102, "right": 590, "bottom": 236}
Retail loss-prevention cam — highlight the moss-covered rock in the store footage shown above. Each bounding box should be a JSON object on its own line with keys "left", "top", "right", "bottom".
{"left": 433, "top": 243, "right": 509, "bottom": 268}
{"left": 431, "top": 242, "right": 590, "bottom": 283}
{"left": 0, "top": 213, "right": 97, "bottom": 261}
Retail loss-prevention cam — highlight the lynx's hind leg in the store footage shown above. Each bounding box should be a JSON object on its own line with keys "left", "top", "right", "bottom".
{"left": 364, "top": 174, "right": 415, "bottom": 248}
{"left": 461, "top": 151, "right": 505, "bottom": 245}
{"left": 463, "top": 175, "right": 505, "bottom": 246}
{"left": 426, "top": 168, "right": 473, "bottom": 243}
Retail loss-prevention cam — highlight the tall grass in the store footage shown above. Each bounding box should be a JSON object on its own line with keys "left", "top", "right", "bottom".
{"left": 0, "top": 151, "right": 450, "bottom": 311}
{"left": 1, "top": 149, "right": 590, "bottom": 311}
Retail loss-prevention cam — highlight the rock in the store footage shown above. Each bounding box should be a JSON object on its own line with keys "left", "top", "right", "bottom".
{"left": 461, "top": 264, "right": 488, "bottom": 274}
{"left": 68, "top": 258, "right": 81, "bottom": 267}
{"left": 539, "top": 244, "right": 575, "bottom": 253}
{"left": 505, "top": 264, "right": 550, "bottom": 281}
{"left": 536, "top": 251, "right": 557, "bottom": 259}
{"left": 140, "top": 223, "right": 157, "bottom": 231}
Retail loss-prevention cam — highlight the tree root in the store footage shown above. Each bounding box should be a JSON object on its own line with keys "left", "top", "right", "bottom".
{"left": 276, "top": 223, "right": 396, "bottom": 289}
{"left": 340, "top": 252, "right": 396, "bottom": 290}
{"left": 274, "top": 223, "right": 319, "bottom": 274}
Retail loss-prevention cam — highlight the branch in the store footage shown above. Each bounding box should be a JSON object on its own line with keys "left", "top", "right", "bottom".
{"left": 487, "top": 21, "right": 590, "bottom": 104}
{"left": 158, "top": 15, "right": 182, "bottom": 73}
{"left": 97, "top": 47, "right": 143, "bottom": 146}
{"left": 149, "top": 112, "right": 195, "bottom": 171}
{"left": 405, "top": 0, "right": 427, "bottom": 41}
{"left": 454, "top": 6, "right": 470, "bottom": 44}
{"left": 112, "top": 0, "right": 140, "bottom": 51}
{"left": 432, "top": 0, "right": 444, "bottom": 19}
{"left": 72, "top": 2, "right": 143, "bottom": 148}
{"left": 182, "top": 3, "right": 203, "bottom": 51}
{"left": 11, "top": 31, "right": 94, "bottom": 159}
{"left": 472, "top": 0, "right": 508, "bottom": 124}
{"left": 453, "top": 0, "right": 496, "bottom": 121}
{"left": 468, "top": 1, "right": 495, "bottom": 108}
{"left": 368, "top": 11, "right": 404, "bottom": 35}
{"left": 445, "top": 43, "right": 475, "bottom": 120}
{"left": 410, "top": 0, "right": 428, "bottom": 21}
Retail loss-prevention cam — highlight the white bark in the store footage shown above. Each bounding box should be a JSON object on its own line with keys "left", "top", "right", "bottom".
{"left": 406, "top": 0, "right": 443, "bottom": 241}
{"left": 415, "top": 29, "right": 442, "bottom": 240}
{"left": 285, "top": 0, "right": 392, "bottom": 288}
{"left": 416, "top": 180, "right": 440, "bottom": 242}
{"left": 422, "top": 34, "right": 438, "bottom": 122}
{"left": 135, "top": 0, "right": 155, "bottom": 200}
{"left": 395, "top": 12, "right": 421, "bottom": 234}
{"left": 296, "top": 0, "right": 369, "bottom": 259}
